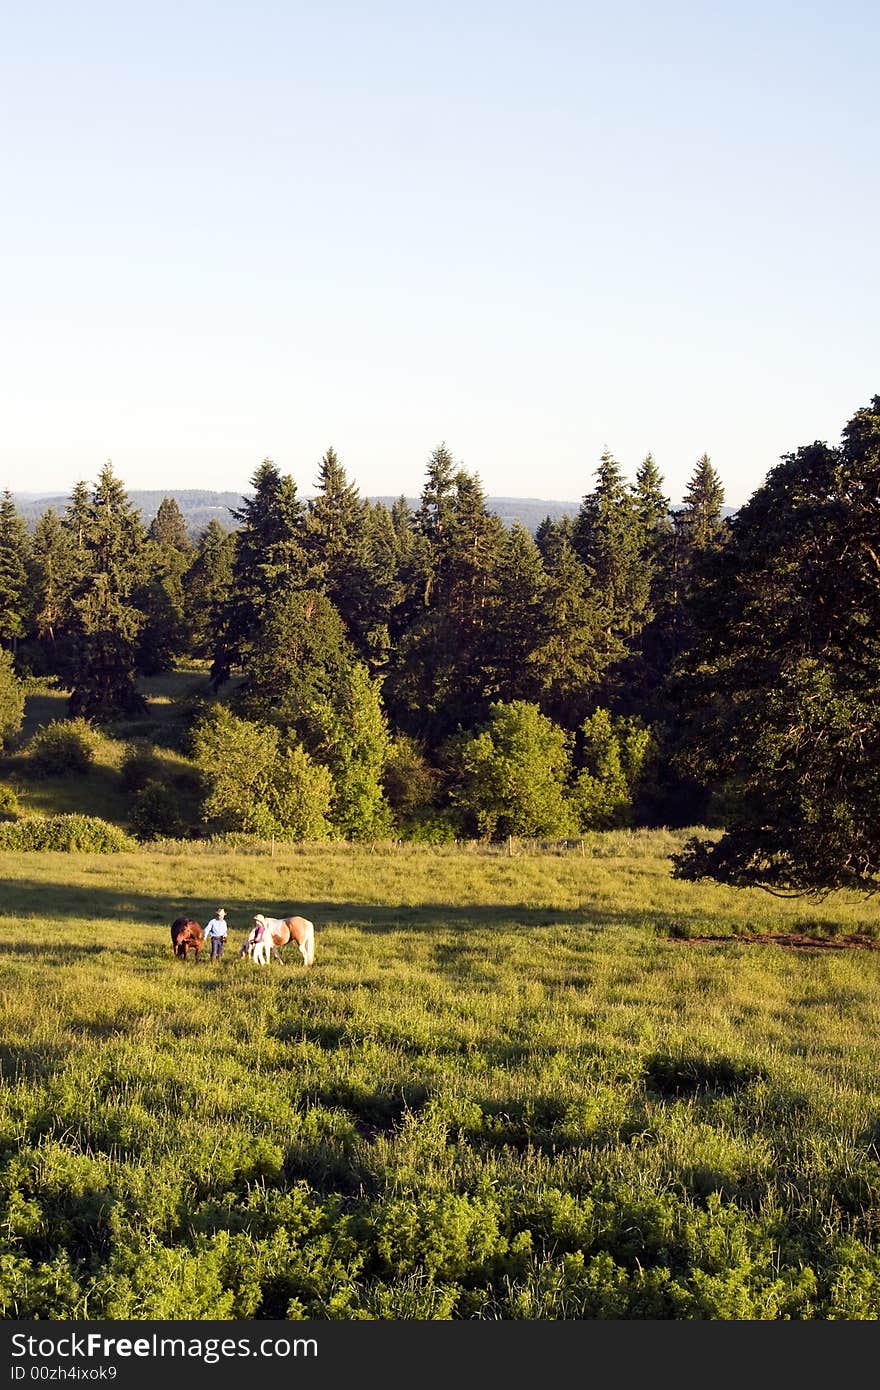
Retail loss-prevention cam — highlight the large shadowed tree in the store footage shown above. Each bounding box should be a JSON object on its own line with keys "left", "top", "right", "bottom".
{"left": 672, "top": 395, "right": 880, "bottom": 895}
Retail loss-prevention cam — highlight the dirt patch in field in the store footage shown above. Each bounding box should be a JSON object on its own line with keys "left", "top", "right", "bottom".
{"left": 670, "top": 932, "right": 880, "bottom": 951}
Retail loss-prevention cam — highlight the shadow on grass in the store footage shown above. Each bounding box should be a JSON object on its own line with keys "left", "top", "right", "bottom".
{"left": 0, "top": 941, "right": 113, "bottom": 957}
{"left": 0, "top": 1042, "right": 68, "bottom": 1081}
{"left": 0, "top": 878, "right": 725, "bottom": 943}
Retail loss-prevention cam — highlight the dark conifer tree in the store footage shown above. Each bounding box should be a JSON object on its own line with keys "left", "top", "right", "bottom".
{"left": 0, "top": 491, "right": 31, "bottom": 649}
{"left": 30, "top": 507, "right": 76, "bottom": 646}
{"left": 615, "top": 453, "right": 676, "bottom": 719}
{"left": 63, "top": 481, "right": 91, "bottom": 554}
{"left": 387, "top": 467, "right": 503, "bottom": 741}
{"left": 183, "top": 520, "right": 235, "bottom": 658}
{"left": 148, "top": 496, "right": 192, "bottom": 552}
{"left": 529, "top": 537, "right": 606, "bottom": 728}
{"left": 137, "top": 499, "right": 194, "bottom": 673}
{"left": 305, "top": 447, "right": 376, "bottom": 654}
{"left": 358, "top": 500, "right": 408, "bottom": 671}
{"left": 486, "top": 522, "right": 548, "bottom": 705}
{"left": 573, "top": 450, "right": 651, "bottom": 650}
{"left": 236, "top": 588, "right": 355, "bottom": 727}
{"left": 673, "top": 396, "right": 880, "bottom": 894}
{"left": 677, "top": 453, "right": 726, "bottom": 553}
{"left": 535, "top": 513, "right": 574, "bottom": 564}
{"left": 67, "top": 462, "right": 147, "bottom": 719}
{"left": 634, "top": 453, "right": 672, "bottom": 566}
{"left": 211, "top": 459, "right": 308, "bottom": 686}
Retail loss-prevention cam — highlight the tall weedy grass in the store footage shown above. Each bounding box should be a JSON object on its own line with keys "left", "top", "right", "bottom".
{"left": 2, "top": 833, "right": 880, "bottom": 1319}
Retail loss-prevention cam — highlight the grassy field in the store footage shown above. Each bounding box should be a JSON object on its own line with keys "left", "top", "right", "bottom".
{"left": 2, "top": 836, "right": 880, "bottom": 1319}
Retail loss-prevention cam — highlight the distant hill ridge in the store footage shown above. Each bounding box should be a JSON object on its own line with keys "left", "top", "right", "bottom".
{"left": 14, "top": 489, "right": 582, "bottom": 537}
{"left": 13, "top": 488, "right": 734, "bottom": 537}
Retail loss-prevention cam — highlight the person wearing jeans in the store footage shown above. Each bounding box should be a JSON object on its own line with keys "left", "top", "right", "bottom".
{"left": 204, "top": 907, "right": 228, "bottom": 961}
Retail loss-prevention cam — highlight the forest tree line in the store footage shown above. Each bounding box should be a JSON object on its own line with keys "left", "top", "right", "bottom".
{"left": 1, "top": 393, "right": 879, "bottom": 893}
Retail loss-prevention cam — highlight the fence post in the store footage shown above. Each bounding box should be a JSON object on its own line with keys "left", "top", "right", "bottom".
{"left": 271, "top": 834, "right": 275, "bottom": 858}
{"left": 580, "top": 839, "right": 585, "bottom": 858}
{"left": 508, "top": 835, "right": 513, "bottom": 857}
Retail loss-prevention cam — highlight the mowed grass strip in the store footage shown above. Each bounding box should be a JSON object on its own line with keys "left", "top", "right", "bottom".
{"left": 2, "top": 835, "right": 880, "bottom": 1320}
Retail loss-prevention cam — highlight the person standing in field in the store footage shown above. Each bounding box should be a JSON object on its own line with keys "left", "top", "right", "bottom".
{"left": 204, "top": 907, "right": 228, "bottom": 961}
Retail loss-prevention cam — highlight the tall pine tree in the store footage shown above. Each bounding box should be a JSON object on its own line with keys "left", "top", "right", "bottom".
{"left": 0, "top": 491, "right": 31, "bottom": 649}
{"left": 573, "top": 450, "right": 652, "bottom": 650}
{"left": 68, "top": 463, "right": 147, "bottom": 719}
{"left": 184, "top": 521, "right": 235, "bottom": 659}
{"left": 211, "top": 459, "right": 308, "bottom": 686}
{"left": 305, "top": 447, "right": 375, "bottom": 654}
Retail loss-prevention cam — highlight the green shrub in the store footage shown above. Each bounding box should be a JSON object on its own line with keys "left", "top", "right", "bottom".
{"left": 192, "top": 705, "right": 333, "bottom": 841}
{"left": 0, "top": 650, "right": 24, "bottom": 749}
{"left": 28, "top": 720, "right": 97, "bottom": 777}
{"left": 571, "top": 709, "right": 656, "bottom": 830}
{"left": 401, "top": 810, "right": 461, "bottom": 843}
{"left": 130, "top": 783, "right": 187, "bottom": 841}
{"left": 0, "top": 815, "right": 135, "bottom": 852}
{"left": 382, "top": 735, "right": 440, "bottom": 819}
{"left": 0, "top": 784, "right": 21, "bottom": 821}
{"left": 120, "top": 740, "right": 163, "bottom": 792}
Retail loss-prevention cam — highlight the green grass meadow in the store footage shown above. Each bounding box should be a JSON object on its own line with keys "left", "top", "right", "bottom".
{"left": 3, "top": 837, "right": 880, "bottom": 1319}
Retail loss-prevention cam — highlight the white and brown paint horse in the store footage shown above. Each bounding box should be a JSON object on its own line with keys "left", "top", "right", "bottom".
{"left": 241, "top": 913, "right": 315, "bottom": 968}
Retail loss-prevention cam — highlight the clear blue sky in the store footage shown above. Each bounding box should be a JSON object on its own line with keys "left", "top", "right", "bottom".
{"left": 1, "top": 0, "right": 877, "bottom": 507}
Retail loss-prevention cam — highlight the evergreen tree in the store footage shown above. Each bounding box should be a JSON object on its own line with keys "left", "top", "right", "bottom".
{"left": 672, "top": 396, "right": 880, "bottom": 894}
{"left": 135, "top": 541, "right": 190, "bottom": 674}
{"left": 437, "top": 471, "right": 504, "bottom": 695}
{"left": 305, "top": 447, "right": 376, "bottom": 654}
{"left": 305, "top": 661, "right": 393, "bottom": 840}
{"left": 137, "top": 499, "right": 195, "bottom": 674}
{"left": 67, "top": 462, "right": 147, "bottom": 719}
{"left": 30, "top": 507, "right": 77, "bottom": 646}
{"left": 63, "top": 481, "right": 91, "bottom": 553}
{"left": 677, "top": 453, "right": 726, "bottom": 553}
{"left": 634, "top": 454, "right": 672, "bottom": 564}
{"left": 535, "top": 513, "right": 574, "bottom": 564}
{"left": 573, "top": 450, "right": 651, "bottom": 649}
{"left": 237, "top": 589, "right": 355, "bottom": 727}
{"left": 614, "top": 455, "right": 677, "bottom": 722}
{"left": 236, "top": 588, "right": 392, "bottom": 839}
{"left": 211, "top": 459, "right": 308, "bottom": 685}
{"left": 415, "top": 443, "right": 457, "bottom": 562}
{"left": 305, "top": 447, "right": 364, "bottom": 580}
{"left": 183, "top": 521, "right": 235, "bottom": 658}
{"left": 148, "top": 496, "right": 192, "bottom": 552}
{"left": 529, "top": 538, "right": 609, "bottom": 728}
{"left": 0, "top": 491, "right": 31, "bottom": 648}
{"left": 358, "top": 500, "right": 408, "bottom": 672}
{"left": 387, "top": 468, "right": 503, "bottom": 741}
{"left": 485, "top": 522, "right": 547, "bottom": 705}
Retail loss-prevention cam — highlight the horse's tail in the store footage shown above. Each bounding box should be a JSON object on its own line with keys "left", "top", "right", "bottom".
{"left": 303, "top": 919, "right": 315, "bottom": 967}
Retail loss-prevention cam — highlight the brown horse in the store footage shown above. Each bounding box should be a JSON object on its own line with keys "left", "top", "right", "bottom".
{"left": 241, "top": 913, "right": 315, "bottom": 967}
{"left": 170, "top": 916, "right": 204, "bottom": 960}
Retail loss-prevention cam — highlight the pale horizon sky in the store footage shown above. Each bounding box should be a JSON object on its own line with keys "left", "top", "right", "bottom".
{"left": 2, "top": 1, "right": 877, "bottom": 509}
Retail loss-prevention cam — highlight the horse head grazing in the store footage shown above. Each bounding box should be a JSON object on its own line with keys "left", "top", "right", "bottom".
{"left": 170, "top": 916, "right": 204, "bottom": 961}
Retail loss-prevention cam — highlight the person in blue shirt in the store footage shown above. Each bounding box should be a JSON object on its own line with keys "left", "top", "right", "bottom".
{"left": 204, "top": 907, "right": 228, "bottom": 961}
